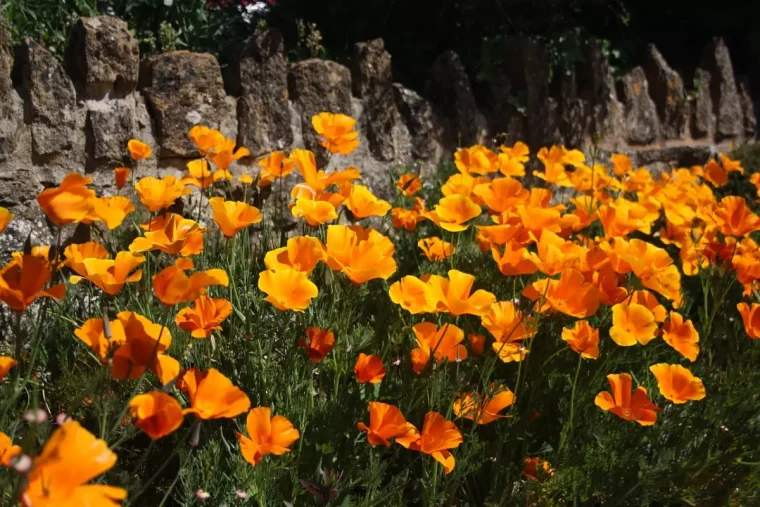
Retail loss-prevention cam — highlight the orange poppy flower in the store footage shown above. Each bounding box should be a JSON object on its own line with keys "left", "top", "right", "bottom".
{"left": 406, "top": 411, "right": 463, "bottom": 474}
{"left": 69, "top": 251, "right": 145, "bottom": 296}
{"left": 591, "top": 263, "right": 629, "bottom": 306}
{"left": 0, "top": 207, "right": 12, "bottom": 236}
{"left": 396, "top": 173, "right": 421, "bottom": 196}
{"left": 110, "top": 311, "right": 173, "bottom": 381}
{"left": 615, "top": 239, "right": 682, "bottom": 306}
{"left": 135, "top": 175, "right": 188, "bottom": 212}
{"left": 258, "top": 151, "right": 295, "bottom": 185}
{"left": 598, "top": 198, "right": 657, "bottom": 238}
{"left": 610, "top": 302, "right": 658, "bottom": 347}
{"left": 454, "top": 145, "right": 499, "bottom": 175}
{"left": 63, "top": 241, "right": 109, "bottom": 273}
{"left": 491, "top": 340, "right": 529, "bottom": 363}
{"left": 527, "top": 229, "right": 586, "bottom": 276}
{"left": 611, "top": 153, "right": 633, "bottom": 175}
{"left": 85, "top": 196, "right": 135, "bottom": 230}
{"left": 176, "top": 295, "right": 232, "bottom": 338}
{"left": 208, "top": 197, "right": 262, "bottom": 238}
{"left": 291, "top": 198, "right": 338, "bottom": 227}
{"left": 179, "top": 368, "right": 251, "bottom": 420}
{"left": 0, "top": 356, "right": 18, "bottom": 381}
{"left": 441, "top": 173, "right": 488, "bottom": 200}
{"left": 183, "top": 159, "right": 216, "bottom": 189}
{"left": 388, "top": 275, "right": 434, "bottom": 314}
{"left": 522, "top": 268, "right": 600, "bottom": 318}
{"left": 114, "top": 167, "right": 130, "bottom": 189}
{"left": 357, "top": 402, "right": 420, "bottom": 447}
{"left": 709, "top": 196, "right": 760, "bottom": 237}
{"left": 661, "top": 312, "right": 700, "bottom": 361}
{"left": 299, "top": 327, "right": 335, "bottom": 362}
{"left": 411, "top": 322, "right": 467, "bottom": 373}
{"left": 0, "top": 431, "right": 21, "bottom": 466}
{"left": 74, "top": 317, "right": 127, "bottom": 363}
{"left": 649, "top": 364, "right": 706, "bottom": 404}
{"left": 426, "top": 194, "right": 482, "bottom": 232}
{"left": 354, "top": 353, "right": 386, "bottom": 383}
{"left": 21, "top": 421, "right": 126, "bottom": 507}
{"left": 128, "top": 139, "right": 152, "bottom": 160}
{"left": 418, "top": 237, "right": 455, "bottom": 262}
{"left": 0, "top": 254, "right": 66, "bottom": 312}
{"left": 153, "top": 261, "right": 229, "bottom": 306}
{"left": 290, "top": 148, "right": 361, "bottom": 193}
{"left": 453, "top": 387, "right": 515, "bottom": 425}
{"left": 561, "top": 321, "right": 600, "bottom": 359}
{"left": 534, "top": 146, "right": 575, "bottom": 187}
{"left": 239, "top": 173, "right": 254, "bottom": 185}
{"left": 737, "top": 302, "right": 760, "bottom": 339}
{"left": 189, "top": 125, "right": 225, "bottom": 155}
{"left": 481, "top": 301, "right": 536, "bottom": 343}
{"left": 424, "top": 270, "right": 496, "bottom": 317}
{"left": 523, "top": 457, "right": 555, "bottom": 481}
{"left": 472, "top": 177, "right": 529, "bottom": 214}
{"left": 594, "top": 373, "right": 660, "bottom": 425}
{"left": 391, "top": 206, "right": 425, "bottom": 232}
{"left": 129, "top": 391, "right": 185, "bottom": 439}
{"left": 207, "top": 136, "right": 250, "bottom": 170}
{"left": 130, "top": 213, "right": 204, "bottom": 257}
{"left": 629, "top": 290, "right": 668, "bottom": 322}
{"left": 37, "top": 173, "right": 96, "bottom": 226}
{"left": 497, "top": 141, "right": 529, "bottom": 177}
{"left": 312, "top": 112, "right": 360, "bottom": 155}
{"left": 238, "top": 407, "right": 300, "bottom": 466}
{"left": 468, "top": 334, "right": 485, "bottom": 355}
{"left": 258, "top": 267, "right": 318, "bottom": 312}
{"left": 344, "top": 184, "right": 392, "bottom": 219}
{"left": 325, "top": 225, "right": 397, "bottom": 284}
{"left": 702, "top": 158, "right": 728, "bottom": 187}
{"left": 264, "top": 236, "right": 326, "bottom": 275}
{"left": 490, "top": 241, "right": 539, "bottom": 276}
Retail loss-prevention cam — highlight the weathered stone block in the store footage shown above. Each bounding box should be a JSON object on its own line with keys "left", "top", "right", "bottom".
{"left": 620, "top": 66, "right": 659, "bottom": 145}
{"left": 700, "top": 37, "right": 742, "bottom": 140}
{"left": 737, "top": 75, "right": 757, "bottom": 138}
{"left": 0, "top": 26, "right": 23, "bottom": 161}
{"left": 691, "top": 69, "right": 713, "bottom": 139}
{"left": 393, "top": 83, "right": 440, "bottom": 161}
{"left": 643, "top": 44, "right": 688, "bottom": 139}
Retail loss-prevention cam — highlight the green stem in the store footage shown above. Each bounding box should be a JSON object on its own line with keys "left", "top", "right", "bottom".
{"left": 559, "top": 355, "right": 583, "bottom": 454}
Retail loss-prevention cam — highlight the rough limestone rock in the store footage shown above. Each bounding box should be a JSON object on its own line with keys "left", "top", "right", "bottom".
{"left": 426, "top": 50, "right": 485, "bottom": 147}
{"left": 643, "top": 45, "right": 688, "bottom": 139}
{"left": 288, "top": 59, "right": 353, "bottom": 162}
{"left": 691, "top": 69, "right": 713, "bottom": 139}
{"left": 393, "top": 83, "right": 442, "bottom": 162}
{"left": 558, "top": 72, "right": 589, "bottom": 148}
{"left": 352, "top": 39, "right": 397, "bottom": 161}
{"left": 580, "top": 45, "right": 625, "bottom": 149}
{"left": 86, "top": 96, "right": 135, "bottom": 163}
{"left": 620, "top": 66, "right": 659, "bottom": 145}
{"left": 633, "top": 145, "right": 711, "bottom": 168}
{"left": 737, "top": 76, "right": 757, "bottom": 138}
{"left": 484, "top": 74, "right": 526, "bottom": 144}
{"left": 236, "top": 28, "right": 293, "bottom": 157}
{"left": 0, "top": 26, "right": 23, "bottom": 161}
{"left": 65, "top": 16, "right": 140, "bottom": 99}
{"left": 141, "top": 51, "right": 235, "bottom": 158}
{"left": 700, "top": 38, "right": 742, "bottom": 140}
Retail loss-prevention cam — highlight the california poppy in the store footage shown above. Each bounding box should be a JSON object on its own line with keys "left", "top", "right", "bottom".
{"left": 388, "top": 275, "right": 434, "bottom": 314}
{"left": 74, "top": 317, "right": 126, "bottom": 363}
{"left": 391, "top": 206, "right": 425, "bottom": 232}
{"left": 709, "top": 196, "right": 760, "bottom": 237}
{"left": 110, "top": 311, "right": 173, "bottom": 381}
{"left": 454, "top": 145, "right": 499, "bottom": 175}
{"left": 64, "top": 242, "right": 109, "bottom": 273}
{"left": 737, "top": 302, "right": 760, "bottom": 338}
{"left": 258, "top": 268, "right": 318, "bottom": 312}
{"left": 426, "top": 194, "right": 482, "bottom": 232}
{"left": 21, "top": 421, "right": 126, "bottom": 506}
{"left": 0, "top": 254, "right": 66, "bottom": 312}
{"left": 69, "top": 251, "right": 145, "bottom": 296}
{"left": 312, "top": 112, "right": 360, "bottom": 155}
{"left": 290, "top": 148, "right": 361, "bottom": 193}
{"left": 189, "top": 125, "right": 225, "bottom": 155}
{"left": 411, "top": 322, "right": 467, "bottom": 373}
{"left": 129, "top": 391, "right": 184, "bottom": 439}
{"left": 418, "top": 237, "right": 455, "bottom": 262}
{"left": 153, "top": 261, "right": 229, "bottom": 306}
{"left": 179, "top": 368, "right": 251, "bottom": 420}
{"left": 424, "top": 270, "right": 496, "bottom": 317}
{"left": 135, "top": 176, "right": 188, "bottom": 212}
{"left": 453, "top": 387, "right": 515, "bottom": 424}
{"left": 325, "top": 225, "right": 397, "bottom": 284}
{"left": 130, "top": 214, "right": 204, "bottom": 257}
{"left": 0, "top": 431, "right": 21, "bottom": 466}
{"left": 291, "top": 198, "right": 338, "bottom": 227}
{"left": 354, "top": 353, "right": 386, "bottom": 383}
{"left": 405, "top": 412, "right": 463, "bottom": 474}
{"left": 472, "top": 177, "right": 529, "bottom": 214}
{"left": 237, "top": 407, "right": 300, "bottom": 466}
{"left": 183, "top": 159, "right": 216, "bottom": 189}
{"left": 661, "top": 312, "right": 700, "bottom": 361}
{"left": 114, "top": 167, "right": 130, "bottom": 189}
{"left": 649, "top": 363, "right": 706, "bottom": 404}
{"left": 264, "top": 236, "right": 326, "bottom": 275}
{"left": 344, "top": 185, "right": 392, "bottom": 219}
{"left": 467, "top": 334, "right": 485, "bottom": 356}
{"left": 176, "top": 295, "right": 232, "bottom": 338}
{"left": 86, "top": 196, "right": 135, "bottom": 230}
{"left": 0, "top": 356, "right": 18, "bottom": 381}
{"left": 128, "top": 139, "right": 152, "bottom": 160}
{"left": 610, "top": 302, "right": 658, "bottom": 346}
{"left": 523, "top": 457, "right": 555, "bottom": 481}
{"left": 299, "top": 327, "right": 335, "bottom": 362}
{"left": 207, "top": 136, "right": 250, "bottom": 171}
{"left": 561, "top": 321, "right": 600, "bottom": 359}
{"left": 0, "top": 207, "right": 12, "bottom": 236}
{"left": 522, "top": 268, "right": 600, "bottom": 318}
{"left": 258, "top": 151, "right": 295, "bottom": 184}
{"left": 490, "top": 241, "right": 539, "bottom": 276}
{"left": 498, "top": 142, "right": 529, "bottom": 177}
{"left": 594, "top": 373, "right": 660, "bottom": 425}
{"left": 37, "top": 173, "right": 96, "bottom": 226}
{"left": 357, "top": 402, "right": 419, "bottom": 447}
{"left": 208, "top": 197, "right": 262, "bottom": 238}
{"left": 481, "top": 301, "right": 536, "bottom": 343}
{"left": 396, "top": 173, "right": 421, "bottom": 196}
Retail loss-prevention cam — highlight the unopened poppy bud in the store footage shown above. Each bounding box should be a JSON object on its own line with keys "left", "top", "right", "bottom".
{"left": 23, "top": 409, "right": 48, "bottom": 425}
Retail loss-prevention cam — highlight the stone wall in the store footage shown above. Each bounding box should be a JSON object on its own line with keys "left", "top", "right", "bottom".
{"left": 0, "top": 16, "right": 757, "bottom": 251}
